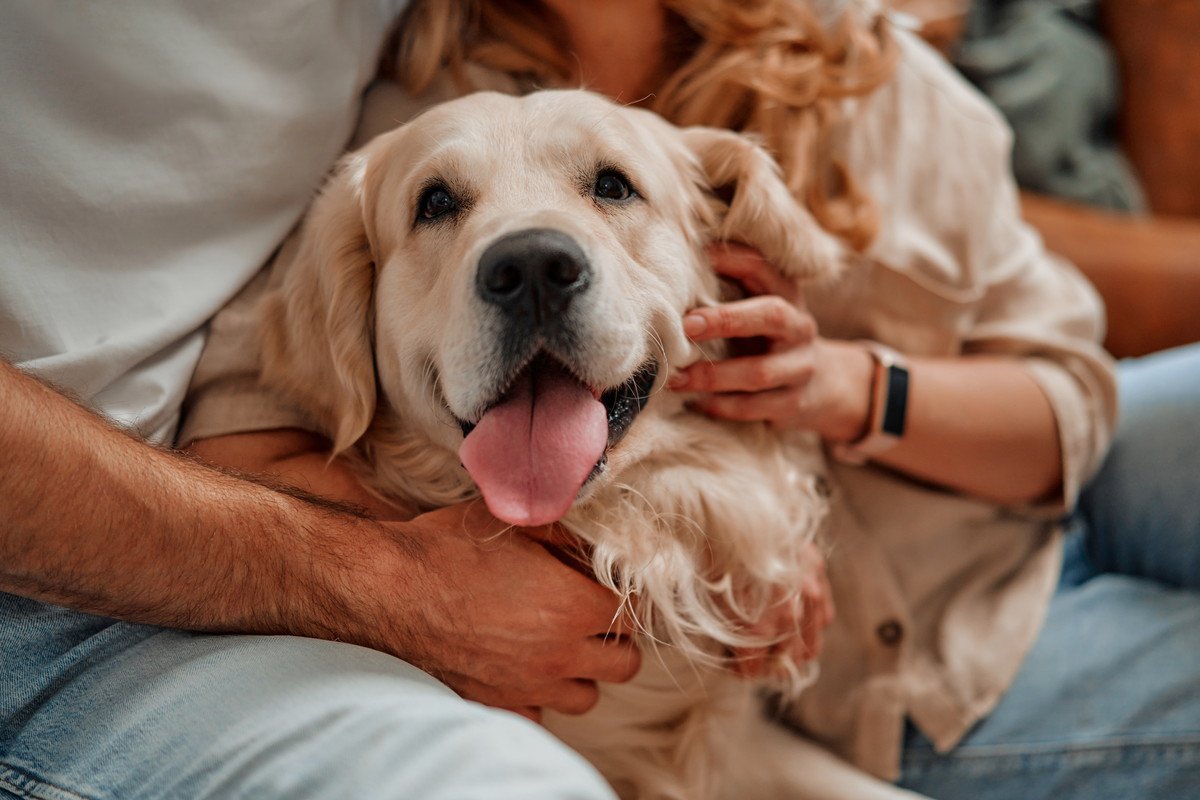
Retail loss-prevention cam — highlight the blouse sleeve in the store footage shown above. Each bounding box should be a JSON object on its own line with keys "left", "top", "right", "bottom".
{"left": 845, "top": 26, "right": 1119, "bottom": 511}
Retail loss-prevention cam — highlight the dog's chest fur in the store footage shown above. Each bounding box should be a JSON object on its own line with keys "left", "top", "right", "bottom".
{"left": 349, "top": 402, "right": 827, "bottom": 800}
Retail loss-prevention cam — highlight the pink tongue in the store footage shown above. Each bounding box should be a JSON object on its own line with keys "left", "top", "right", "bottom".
{"left": 460, "top": 362, "right": 607, "bottom": 527}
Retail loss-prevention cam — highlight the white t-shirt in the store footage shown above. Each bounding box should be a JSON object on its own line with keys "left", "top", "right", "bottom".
{"left": 0, "top": 1, "right": 406, "bottom": 442}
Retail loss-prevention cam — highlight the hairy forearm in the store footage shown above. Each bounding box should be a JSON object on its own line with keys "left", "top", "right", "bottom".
{"left": 865, "top": 353, "right": 1063, "bottom": 505}
{"left": 0, "top": 359, "right": 399, "bottom": 635}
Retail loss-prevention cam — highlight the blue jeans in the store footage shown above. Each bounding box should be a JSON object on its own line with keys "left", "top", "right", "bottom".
{"left": 4, "top": 350, "right": 1198, "bottom": 800}
{"left": 898, "top": 344, "right": 1200, "bottom": 799}
{"left": 0, "top": 605, "right": 615, "bottom": 800}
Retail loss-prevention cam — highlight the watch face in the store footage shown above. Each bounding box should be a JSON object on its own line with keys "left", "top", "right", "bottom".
{"left": 881, "top": 364, "right": 909, "bottom": 438}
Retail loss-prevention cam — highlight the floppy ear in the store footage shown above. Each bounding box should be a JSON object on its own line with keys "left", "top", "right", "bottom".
{"left": 260, "top": 152, "right": 378, "bottom": 454}
{"left": 681, "top": 127, "right": 843, "bottom": 281}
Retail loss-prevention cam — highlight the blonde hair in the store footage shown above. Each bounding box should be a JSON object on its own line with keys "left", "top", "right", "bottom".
{"left": 388, "top": 0, "right": 896, "bottom": 250}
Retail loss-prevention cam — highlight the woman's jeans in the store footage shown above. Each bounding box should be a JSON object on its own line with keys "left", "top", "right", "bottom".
{"left": 899, "top": 344, "right": 1200, "bottom": 799}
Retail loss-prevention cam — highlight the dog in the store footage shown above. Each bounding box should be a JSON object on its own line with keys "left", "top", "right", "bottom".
{"left": 257, "top": 88, "right": 863, "bottom": 799}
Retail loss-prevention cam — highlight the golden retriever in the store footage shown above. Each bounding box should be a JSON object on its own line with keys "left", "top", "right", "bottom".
{"left": 255, "top": 88, "right": 909, "bottom": 800}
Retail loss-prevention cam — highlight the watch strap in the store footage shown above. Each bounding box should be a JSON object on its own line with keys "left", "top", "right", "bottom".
{"left": 831, "top": 342, "right": 909, "bottom": 465}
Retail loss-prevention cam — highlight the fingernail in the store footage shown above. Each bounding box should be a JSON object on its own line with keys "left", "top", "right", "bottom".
{"left": 668, "top": 372, "right": 689, "bottom": 390}
{"left": 683, "top": 313, "right": 707, "bottom": 337}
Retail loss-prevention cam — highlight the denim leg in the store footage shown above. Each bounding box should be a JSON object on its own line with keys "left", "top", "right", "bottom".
{"left": 897, "top": 573, "right": 1200, "bottom": 799}
{"left": 0, "top": 594, "right": 615, "bottom": 800}
{"left": 1077, "top": 343, "right": 1200, "bottom": 589}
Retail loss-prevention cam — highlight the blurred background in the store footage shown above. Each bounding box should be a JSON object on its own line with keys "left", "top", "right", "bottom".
{"left": 892, "top": 0, "right": 1200, "bottom": 358}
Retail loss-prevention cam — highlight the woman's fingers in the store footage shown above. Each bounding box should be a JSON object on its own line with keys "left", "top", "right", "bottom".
{"left": 795, "top": 554, "right": 834, "bottom": 660}
{"left": 670, "top": 349, "right": 814, "bottom": 394}
{"left": 730, "top": 645, "right": 771, "bottom": 678}
{"left": 682, "top": 295, "right": 814, "bottom": 344}
{"left": 689, "top": 386, "right": 806, "bottom": 425}
{"left": 707, "top": 243, "right": 800, "bottom": 301}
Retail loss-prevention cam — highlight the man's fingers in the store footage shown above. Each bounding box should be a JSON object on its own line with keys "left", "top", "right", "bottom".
{"left": 502, "top": 706, "right": 543, "bottom": 723}
{"left": 444, "top": 672, "right": 531, "bottom": 710}
{"left": 671, "top": 350, "right": 814, "bottom": 394}
{"left": 801, "top": 563, "right": 835, "bottom": 630}
{"left": 514, "top": 526, "right": 637, "bottom": 638}
{"left": 706, "top": 243, "right": 801, "bottom": 301}
{"left": 797, "top": 623, "right": 823, "bottom": 662}
{"left": 575, "top": 635, "right": 642, "bottom": 684}
{"left": 545, "top": 679, "right": 601, "bottom": 716}
{"left": 446, "top": 671, "right": 600, "bottom": 717}
{"left": 683, "top": 296, "right": 813, "bottom": 344}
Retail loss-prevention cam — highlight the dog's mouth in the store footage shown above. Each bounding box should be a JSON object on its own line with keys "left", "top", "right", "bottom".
{"left": 456, "top": 353, "right": 658, "bottom": 527}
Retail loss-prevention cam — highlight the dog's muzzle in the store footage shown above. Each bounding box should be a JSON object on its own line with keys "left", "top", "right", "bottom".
{"left": 456, "top": 227, "right": 657, "bottom": 528}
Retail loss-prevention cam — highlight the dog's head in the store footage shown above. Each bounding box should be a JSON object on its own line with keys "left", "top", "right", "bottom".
{"left": 263, "top": 90, "right": 841, "bottom": 525}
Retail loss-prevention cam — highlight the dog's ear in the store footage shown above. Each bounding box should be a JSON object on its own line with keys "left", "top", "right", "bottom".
{"left": 681, "top": 127, "right": 843, "bottom": 281}
{"left": 260, "top": 151, "right": 378, "bottom": 454}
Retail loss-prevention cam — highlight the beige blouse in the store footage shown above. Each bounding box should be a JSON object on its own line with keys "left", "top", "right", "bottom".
{"left": 178, "top": 29, "right": 1117, "bottom": 784}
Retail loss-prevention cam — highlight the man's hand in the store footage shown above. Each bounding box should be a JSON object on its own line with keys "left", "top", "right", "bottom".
{"left": 0, "top": 362, "right": 638, "bottom": 726}
{"left": 312, "top": 501, "right": 640, "bottom": 722}
{"left": 190, "top": 430, "right": 640, "bottom": 722}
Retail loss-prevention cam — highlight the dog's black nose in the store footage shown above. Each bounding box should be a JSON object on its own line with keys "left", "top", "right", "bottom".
{"left": 477, "top": 229, "right": 591, "bottom": 324}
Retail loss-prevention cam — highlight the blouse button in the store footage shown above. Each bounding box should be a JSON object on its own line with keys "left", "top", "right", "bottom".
{"left": 813, "top": 475, "right": 832, "bottom": 499}
{"left": 876, "top": 619, "right": 904, "bottom": 647}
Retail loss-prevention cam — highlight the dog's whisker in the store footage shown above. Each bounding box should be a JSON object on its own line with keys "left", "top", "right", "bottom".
{"left": 621, "top": 92, "right": 656, "bottom": 109}
{"left": 266, "top": 87, "right": 839, "bottom": 795}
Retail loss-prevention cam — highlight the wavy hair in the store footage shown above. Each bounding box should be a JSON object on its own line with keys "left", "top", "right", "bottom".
{"left": 388, "top": 0, "right": 897, "bottom": 250}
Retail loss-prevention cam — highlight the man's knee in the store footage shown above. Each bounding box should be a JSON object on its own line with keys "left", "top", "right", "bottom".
{"left": 265, "top": 698, "right": 616, "bottom": 800}
{"left": 5, "top": 631, "right": 615, "bottom": 800}
{"left": 169, "top": 636, "right": 617, "bottom": 799}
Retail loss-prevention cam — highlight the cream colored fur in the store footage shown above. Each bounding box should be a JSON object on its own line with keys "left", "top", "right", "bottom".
{"left": 258, "top": 89, "right": 915, "bottom": 800}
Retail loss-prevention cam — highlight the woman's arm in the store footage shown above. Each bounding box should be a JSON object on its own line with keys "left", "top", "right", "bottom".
{"left": 671, "top": 246, "right": 1065, "bottom": 506}
{"left": 674, "top": 32, "right": 1118, "bottom": 510}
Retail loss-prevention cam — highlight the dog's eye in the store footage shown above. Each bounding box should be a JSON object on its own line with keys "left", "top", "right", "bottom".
{"left": 593, "top": 170, "right": 635, "bottom": 202}
{"left": 418, "top": 185, "right": 458, "bottom": 221}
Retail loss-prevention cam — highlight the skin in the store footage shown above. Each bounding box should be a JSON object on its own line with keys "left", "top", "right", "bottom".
{"left": 676, "top": 245, "right": 1064, "bottom": 506}
{"left": 540, "top": 1, "right": 1061, "bottom": 505}
{"left": 1, "top": 361, "right": 639, "bottom": 723}
{"left": 541, "top": 0, "right": 671, "bottom": 102}
{"left": 6, "top": 0, "right": 1064, "bottom": 727}
{"left": 197, "top": 0, "right": 1062, "bottom": 691}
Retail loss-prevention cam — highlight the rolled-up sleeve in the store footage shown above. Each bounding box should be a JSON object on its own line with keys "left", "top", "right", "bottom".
{"left": 960, "top": 118, "right": 1118, "bottom": 511}
{"left": 848, "top": 28, "right": 1119, "bottom": 512}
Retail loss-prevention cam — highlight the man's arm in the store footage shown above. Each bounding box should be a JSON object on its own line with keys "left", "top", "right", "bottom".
{"left": 0, "top": 359, "right": 638, "bottom": 719}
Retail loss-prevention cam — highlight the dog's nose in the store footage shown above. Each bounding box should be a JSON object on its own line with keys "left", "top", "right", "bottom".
{"left": 477, "top": 229, "right": 591, "bottom": 323}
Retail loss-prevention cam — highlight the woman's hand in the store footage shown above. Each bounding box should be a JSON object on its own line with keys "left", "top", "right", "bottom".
{"left": 676, "top": 245, "right": 1065, "bottom": 505}
{"left": 668, "top": 244, "right": 874, "bottom": 443}
{"left": 730, "top": 541, "right": 836, "bottom": 678}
